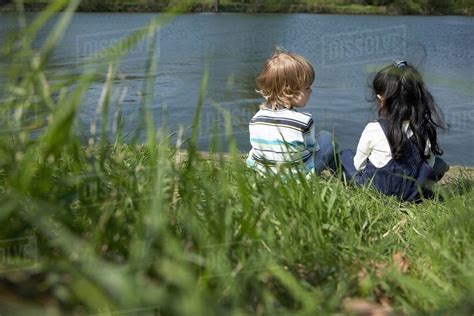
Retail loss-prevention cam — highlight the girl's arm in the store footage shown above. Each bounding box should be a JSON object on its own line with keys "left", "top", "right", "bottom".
{"left": 353, "top": 123, "right": 374, "bottom": 171}
{"left": 424, "top": 139, "right": 436, "bottom": 167}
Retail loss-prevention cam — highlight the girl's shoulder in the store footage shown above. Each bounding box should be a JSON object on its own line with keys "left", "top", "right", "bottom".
{"left": 361, "top": 121, "right": 386, "bottom": 141}
{"left": 364, "top": 120, "right": 385, "bottom": 133}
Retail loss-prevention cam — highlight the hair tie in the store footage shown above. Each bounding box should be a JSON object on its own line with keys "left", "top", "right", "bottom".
{"left": 394, "top": 60, "right": 407, "bottom": 68}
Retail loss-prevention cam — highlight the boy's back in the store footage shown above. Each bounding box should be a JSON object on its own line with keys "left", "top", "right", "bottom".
{"left": 246, "top": 50, "right": 335, "bottom": 175}
{"left": 246, "top": 107, "right": 319, "bottom": 173}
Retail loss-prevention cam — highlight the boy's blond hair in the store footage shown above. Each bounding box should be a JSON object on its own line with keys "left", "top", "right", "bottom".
{"left": 256, "top": 50, "right": 315, "bottom": 110}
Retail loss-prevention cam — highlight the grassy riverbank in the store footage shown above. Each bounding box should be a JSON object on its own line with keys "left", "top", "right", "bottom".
{"left": 1, "top": 144, "right": 473, "bottom": 315}
{"left": 0, "top": 1, "right": 473, "bottom": 314}
{"left": 1, "top": 0, "right": 473, "bottom": 15}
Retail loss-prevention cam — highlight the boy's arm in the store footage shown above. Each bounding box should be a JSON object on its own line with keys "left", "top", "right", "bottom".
{"left": 304, "top": 119, "right": 320, "bottom": 152}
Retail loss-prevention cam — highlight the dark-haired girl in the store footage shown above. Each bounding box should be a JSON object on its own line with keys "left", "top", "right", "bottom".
{"left": 339, "top": 61, "right": 449, "bottom": 202}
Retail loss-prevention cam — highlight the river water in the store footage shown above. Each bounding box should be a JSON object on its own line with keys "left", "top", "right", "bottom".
{"left": 1, "top": 13, "right": 473, "bottom": 165}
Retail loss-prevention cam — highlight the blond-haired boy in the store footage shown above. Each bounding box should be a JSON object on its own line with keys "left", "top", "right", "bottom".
{"left": 246, "top": 50, "right": 335, "bottom": 175}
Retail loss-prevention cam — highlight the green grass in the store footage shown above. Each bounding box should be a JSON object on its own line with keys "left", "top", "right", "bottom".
{"left": 0, "top": 1, "right": 473, "bottom": 314}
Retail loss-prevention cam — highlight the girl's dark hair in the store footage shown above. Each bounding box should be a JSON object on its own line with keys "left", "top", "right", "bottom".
{"left": 371, "top": 61, "right": 446, "bottom": 160}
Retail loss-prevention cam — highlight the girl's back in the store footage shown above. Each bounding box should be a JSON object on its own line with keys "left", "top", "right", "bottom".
{"left": 340, "top": 61, "right": 449, "bottom": 202}
{"left": 354, "top": 119, "right": 435, "bottom": 201}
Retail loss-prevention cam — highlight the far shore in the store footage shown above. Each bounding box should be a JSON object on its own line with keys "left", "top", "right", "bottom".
{"left": 0, "top": 2, "right": 472, "bottom": 16}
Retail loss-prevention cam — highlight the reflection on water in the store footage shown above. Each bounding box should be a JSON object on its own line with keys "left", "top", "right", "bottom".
{"left": 0, "top": 13, "right": 473, "bottom": 164}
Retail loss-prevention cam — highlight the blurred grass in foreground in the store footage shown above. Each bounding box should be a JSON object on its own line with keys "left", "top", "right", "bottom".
{"left": 0, "top": 1, "right": 473, "bottom": 315}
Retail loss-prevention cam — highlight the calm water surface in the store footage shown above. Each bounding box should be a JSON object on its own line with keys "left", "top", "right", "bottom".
{"left": 1, "top": 13, "right": 473, "bottom": 165}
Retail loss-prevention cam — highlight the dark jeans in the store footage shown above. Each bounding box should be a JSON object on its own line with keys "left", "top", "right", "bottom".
{"left": 339, "top": 149, "right": 449, "bottom": 183}
{"left": 314, "top": 130, "right": 337, "bottom": 175}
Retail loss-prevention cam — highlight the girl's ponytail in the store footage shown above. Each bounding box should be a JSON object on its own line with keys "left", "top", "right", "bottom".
{"left": 371, "top": 61, "right": 446, "bottom": 160}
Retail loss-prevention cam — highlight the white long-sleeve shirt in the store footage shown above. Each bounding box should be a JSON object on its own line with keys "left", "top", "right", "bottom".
{"left": 354, "top": 121, "right": 435, "bottom": 171}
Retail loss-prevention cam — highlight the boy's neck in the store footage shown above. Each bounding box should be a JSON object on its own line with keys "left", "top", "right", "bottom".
{"left": 262, "top": 105, "right": 293, "bottom": 111}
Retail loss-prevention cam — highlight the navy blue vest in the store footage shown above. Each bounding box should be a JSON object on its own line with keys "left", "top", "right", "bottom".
{"left": 355, "top": 119, "right": 435, "bottom": 202}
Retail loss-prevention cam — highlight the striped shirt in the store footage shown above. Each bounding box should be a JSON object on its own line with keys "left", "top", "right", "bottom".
{"left": 246, "top": 107, "right": 320, "bottom": 174}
